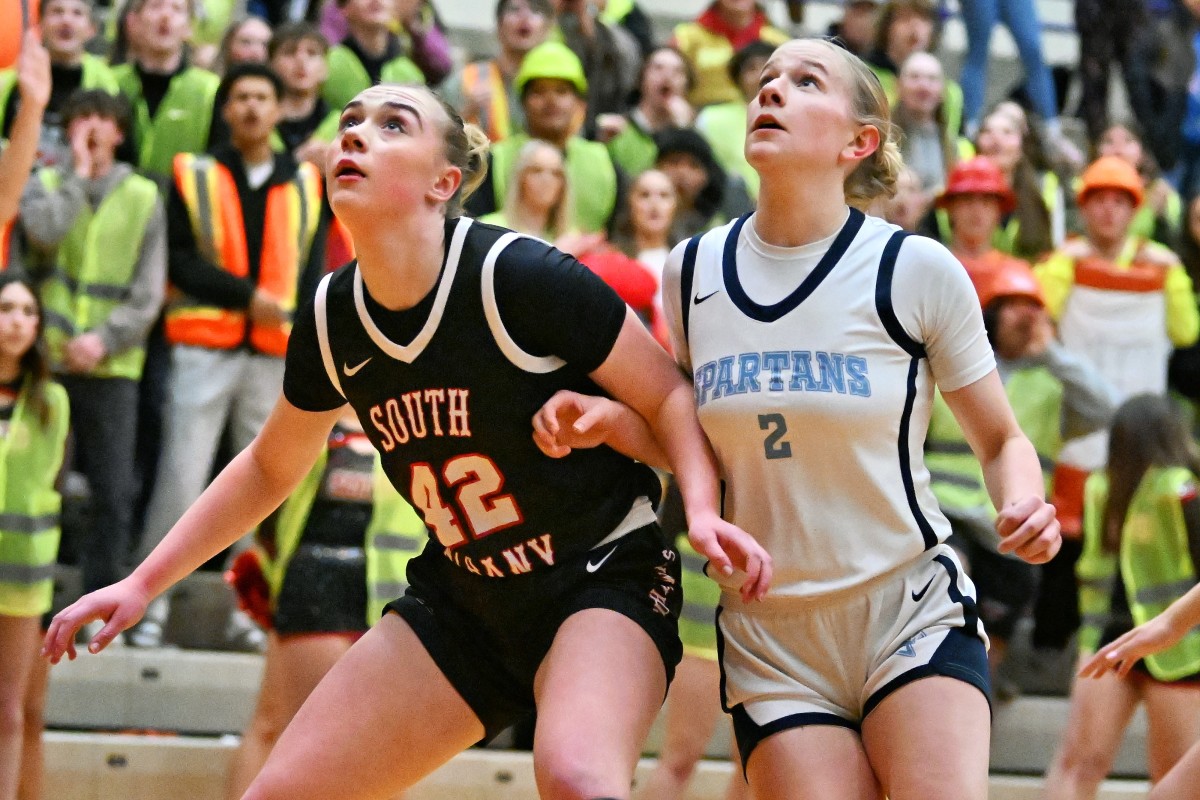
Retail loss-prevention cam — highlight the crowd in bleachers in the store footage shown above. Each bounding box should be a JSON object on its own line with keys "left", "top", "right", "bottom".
{"left": 7, "top": 0, "right": 1200, "bottom": 796}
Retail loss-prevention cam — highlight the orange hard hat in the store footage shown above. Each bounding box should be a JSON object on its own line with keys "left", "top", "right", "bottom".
{"left": 1077, "top": 156, "right": 1144, "bottom": 207}
{"left": 978, "top": 260, "right": 1044, "bottom": 309}
{"left": 937, "top": 157, "right": 1016, "bottom": 215}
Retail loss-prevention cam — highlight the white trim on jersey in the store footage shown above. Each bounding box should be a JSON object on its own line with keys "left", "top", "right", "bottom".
{"left": 352, "top": 216, "right": 473, "bottom": 364}
{"left": 481, "top": 232, "right": 567, "bottom": 374}
{"left": 314, "top": 271, "right": 345, "bottom": 399}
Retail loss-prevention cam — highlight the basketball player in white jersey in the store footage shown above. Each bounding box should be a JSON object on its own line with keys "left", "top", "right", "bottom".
{"left": 534, "top": 38, "right": 1061, "bottom": 800}
{"left": 41, "top": 83, "right": 773, "bottom": 800}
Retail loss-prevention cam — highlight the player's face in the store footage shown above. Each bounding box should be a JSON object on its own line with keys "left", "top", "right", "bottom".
{"left": 0, "top": 283, "right": 39, "bottom": 368}
{"left": 271, "top": 38, "right": 328, "bottom": 95}
{"left": 328, "top": 85, "right": 453, "bottom": 218}
{"left": 629, "top": 169, "right": 676, "bottom": 239}
{"left": 42, "top": 0, "right": 95, "bottom": 61}
{"left": 746, "top": 41, "right": 863, "bottom": 175}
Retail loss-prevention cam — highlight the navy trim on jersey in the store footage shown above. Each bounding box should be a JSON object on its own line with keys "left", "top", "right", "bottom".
{"left": 861, "top": 626, "right": 991, "bottom": 719}
{"left": 874, "top": 231, "right": 925, "bottom": 359}
{"left": 876, "top": 230, "right": 937, "bottom": 550}
{"left": 934, "top": 553, "right": 981, "bottom": 633}
{"left": 679, "top": 235, "right": 702, "bottom": 345}
{"left": 723, "top": 208, "right": 865, "bottom": 324}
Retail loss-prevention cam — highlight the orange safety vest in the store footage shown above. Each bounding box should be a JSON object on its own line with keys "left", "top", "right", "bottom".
{"left": 461, "top": 61, "right": 512, "bottom": 143}
{"left": 167, "top": 153, "right": 321, "bottom": 356}
{"left": 0, "top": 219, "right": 11, "bottom": 270}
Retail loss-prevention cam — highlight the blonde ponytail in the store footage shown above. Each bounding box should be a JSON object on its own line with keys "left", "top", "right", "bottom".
{"left": 459, "top": 123, "right": 491, "bottom": 206}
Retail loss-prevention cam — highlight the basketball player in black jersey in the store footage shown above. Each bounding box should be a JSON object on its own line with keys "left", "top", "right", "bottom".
{"left": 42, "top": 82, "right": 772, "bottom": 800}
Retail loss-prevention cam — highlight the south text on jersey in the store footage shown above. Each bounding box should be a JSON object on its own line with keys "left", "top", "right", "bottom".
{"left": 369, "top": 388, "right": 472, "bottom": 451}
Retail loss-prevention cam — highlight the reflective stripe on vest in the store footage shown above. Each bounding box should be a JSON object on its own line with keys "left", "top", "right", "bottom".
{"left": 38, "top": 169, "right": 158, "bottom": 379}
{"left": 167, "top": 153, "right": 320, "bottom": 356}
{"left": 1076, "top": 467, "right": 1200, "bottom": 680}
{"left": 0, "top": 380, "right": 69, "bottom": 618}
{"left": 462, "top": 61, "right": 512, "bottom": 142}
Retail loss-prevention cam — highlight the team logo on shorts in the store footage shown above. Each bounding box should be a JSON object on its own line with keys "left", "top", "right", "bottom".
{"left": 649, "top": 549, "right": 678, "bottom": 616}
{"left": 897, "top": 630, "right": 928, "bottom": 658}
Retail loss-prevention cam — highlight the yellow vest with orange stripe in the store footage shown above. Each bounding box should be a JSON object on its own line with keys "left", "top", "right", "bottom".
{"left": 168, "top": 153, "right": 321, "bottom": 356}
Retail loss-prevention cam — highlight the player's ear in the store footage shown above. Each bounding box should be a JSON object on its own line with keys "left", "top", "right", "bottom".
{"left": 428, "top": 164, "right": 462, "bottom": 205}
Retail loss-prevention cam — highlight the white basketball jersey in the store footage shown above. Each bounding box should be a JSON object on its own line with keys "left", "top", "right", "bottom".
{"left": 664, "top": 210, "right": 995, "bottom": 608}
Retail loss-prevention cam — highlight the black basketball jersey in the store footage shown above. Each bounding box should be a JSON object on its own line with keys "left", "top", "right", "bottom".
{"left": 285, "top": 217, "right": 661, "bottom": 581}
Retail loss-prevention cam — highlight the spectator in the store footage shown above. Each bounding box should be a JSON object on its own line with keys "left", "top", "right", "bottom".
{"left": 602, "top": 46, "right": 694, "bottom": 177}
{"left": 553, "top": 0, "right": 639, "bottom": 132}
{"left": 958, "top": 0, "right": 1068, "bottom": 155}
{"left": 1045, "top": 394, "right": 1200, "bottom": 799}
{"left": 479, "top": 138, "right": 576, "bottom": 242}
{"left": 654, "top": 127, "right": 751, "bottom": 237}
{"left": 934, "top": 156, "right": 1019, "bottom": 294}
{"left": 321, "top": 0, "right": 425, "bottom": 112}
{"left": 269, "top": 23, "right": 335, "bottom": 161}
{"left": 111, "top": 0, "right": 221, "bottom": 185}
{"left": 1176, "top": 0, "right": 1200, "bottom": 201}
{"left": 671, "top": 0, "right": 789, "bottom": 109}
{"left": 466, "top": 41, "right": 622, "bottom": 234}
{"left": 891, "top": 51, "right": 956, "bottom": 205}
{"left": 970, "top": 103, "right": 1064, "bottom": 261}
{"left": 0, "top": 275, "right": 70, "bottom": 800}
{"left": 222, "top": 409, "right": 424, "bottom": 799}
{"left": 1168, "top": 195, "right": 1200, "bottom": 408}
{"left": 128, "top": 64, "right": 326, "bottom": 649}
{"left": 0, "top": 0, "right": 118, "bottom": 169}
{"left": 1074, "top": 0, "right": 1156, "bottom": 149}
{"left": 1097, "top": 120, "right": 1183, "bottom": 247}
{"left": 320, "top": 0, "right": 452, "bottom": 87}
{"left": 1036, "top": 154, "right": 1197, "bottom": 554}
{"left": 880, "top": 163, "right": 925, "bottom": 231}
{"left": 16, "top": 89, "right": 166, "bottom": 598}
{"left": 828, "top": 0, "right": 879, "bottom": 59}
{"left": 599, "top": 0, "right": 655, "bottom": 59}
{"left": 694, "top": 39, "right": 773, "bottom": 201}
{"left": 927, "top": 262, "right": 1113, "bottom": 693}
{"left": 209, "top": 16, "right": 274, "bottom": 75}
{"left": 439, "top": 0, "right": 553, "bottom": 144}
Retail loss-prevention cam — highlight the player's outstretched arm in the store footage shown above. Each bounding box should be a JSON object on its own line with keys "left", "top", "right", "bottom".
{"left": 943, "top": 369, "right": 1062, "bottom": 565}
{"left": 1079, "top": 583, "right": 1200, "bottom": 679}
{"left": 588, "top": 309, "right": 772, "bottom": 601}
{"left": 43, "top": 397, "right": 344, "bottom": 662}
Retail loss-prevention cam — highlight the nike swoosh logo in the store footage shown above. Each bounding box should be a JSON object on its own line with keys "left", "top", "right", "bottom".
{"left": 695, "top": 290, "right": 720, "bottom": 304}
{"left": 586, "top": 544, "right": 619, "bottom": 573}
{"left": 911, "top": 577, "right": 935, "bottom": 603}
{"left": 343, "top": 357, "right": 372, "bottom": 377}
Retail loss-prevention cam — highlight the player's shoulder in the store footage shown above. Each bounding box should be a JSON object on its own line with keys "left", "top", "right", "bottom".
{"left": 460, "top": 216, "right": 563, "bottom": 273}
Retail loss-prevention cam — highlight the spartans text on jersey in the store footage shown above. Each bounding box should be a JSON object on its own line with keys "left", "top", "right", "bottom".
{"left": 693, "top": 350, "right": 872, "bottom": 407}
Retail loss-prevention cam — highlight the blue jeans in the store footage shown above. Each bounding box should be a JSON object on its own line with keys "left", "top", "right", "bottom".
{"left": 959, "top": 0, "right": 1059, "bottom": 130}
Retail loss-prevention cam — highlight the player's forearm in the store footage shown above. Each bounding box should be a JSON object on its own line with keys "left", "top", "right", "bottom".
{"left": 980, "top": 432, "right": 1045, "bottom": 513}
{"left": 649, "top": 382, "right": 723, "bottom": 521}
{"left": 601, "top": 401, "right": 670, "bottom": 469}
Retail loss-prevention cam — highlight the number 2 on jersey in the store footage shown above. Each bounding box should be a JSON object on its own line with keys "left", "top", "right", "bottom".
{"left": 410, "top": 455, "right": 524, "bottom": 548}
{"left": 759, "top": 413, "right": 793, "bottom": 460}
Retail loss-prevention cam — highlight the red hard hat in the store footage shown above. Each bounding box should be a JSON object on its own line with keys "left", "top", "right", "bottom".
{"left": 938, "top": 157, "right": 1017, "bottom": 215}
{"left": 978, "top": 260, "right": 1044, "bottom": 309}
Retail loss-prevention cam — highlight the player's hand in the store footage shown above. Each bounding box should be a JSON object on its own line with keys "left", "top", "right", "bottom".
{"left": 16, "top": 29, "right": 51, "bottom": 111}
{"left": 532, "top": 390, "right": 616, "bottom": 457}
{"left": 43, "top": 578, "right": 152, "bottom": 664}
{"left": 1078, "top": 615, "right": 1183, "bottom": 680}
{"left": 996, "top": 496, "right": 1061, "bottom": 564}
{"left": 687, "top": 512, "right": 772, "bottom": 602}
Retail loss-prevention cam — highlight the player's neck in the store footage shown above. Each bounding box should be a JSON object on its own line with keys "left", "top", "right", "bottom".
{"left": 355, "top": 213, "right": 447, "bottom": 311}
{"left": 754, "top": 173, "right": 849, "bottom": 248}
